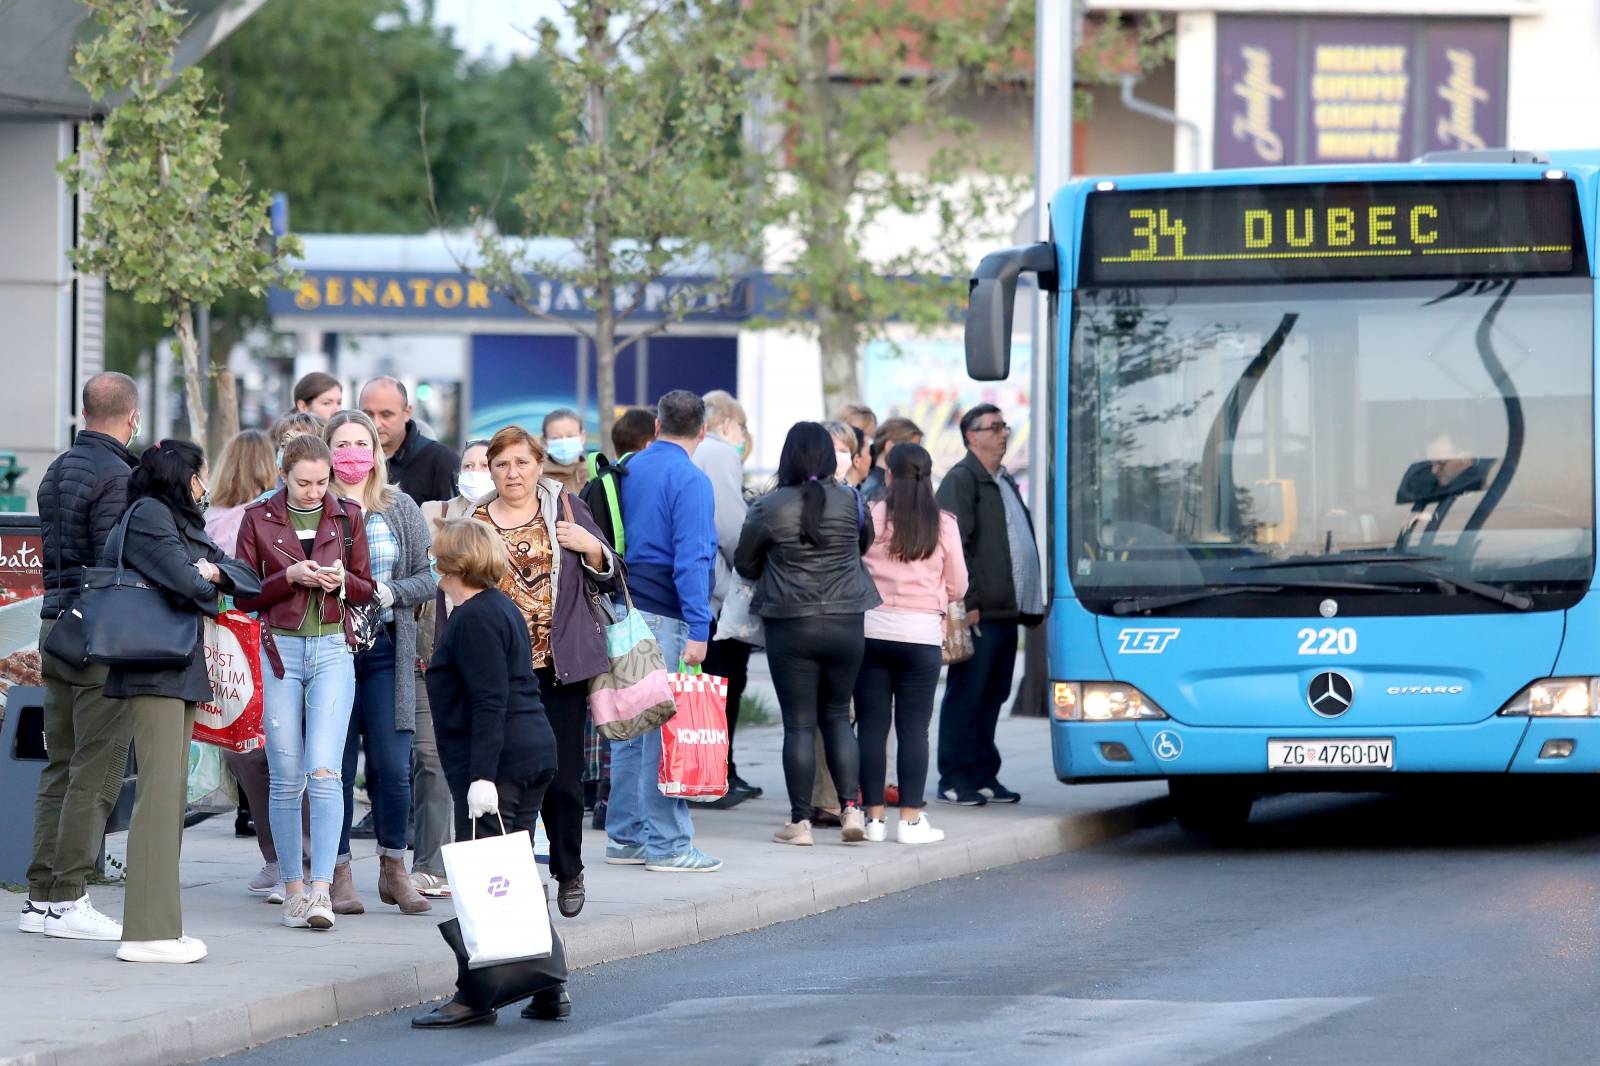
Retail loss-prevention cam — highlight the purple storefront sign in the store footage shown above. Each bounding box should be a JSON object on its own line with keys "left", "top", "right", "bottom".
{"left": 1425, "top": 22, "right": 1507, "bottom": 154}
{"left": 1215, "top": 18, "right": 1297, "bottom": 169}
{"left": 1213, "top": 17, "right": 1508, "bottom": 168}
{"left": 1306, "top": 19, "right": 1414, "bottom": 164}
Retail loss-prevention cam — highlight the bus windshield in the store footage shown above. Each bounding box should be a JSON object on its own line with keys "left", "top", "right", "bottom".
{"left": 1067, "top": 276, "right": 1595, "bottom": 612}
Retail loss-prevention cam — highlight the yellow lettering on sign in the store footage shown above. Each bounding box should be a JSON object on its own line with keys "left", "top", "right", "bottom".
{"left": 325, "top": 277, "right": 345, "bottom": 306}
{"left": 467, "top": 280, "right": 491, "bottom": 309}
{"left": 352, "top": 278, "right": 377, "bottom": 306}
{"left": 1368, "top": 205, "right": 1396, "bottom": 246}
{"left": 407, "top": 279, "right": 431, "bottom": 306}
{"left": 1410, "top": 205, "right": 1439, "bottom": 244}
{"left": 381, "top": 280, "right": 405, "bottom": 307}
{"left": 436, "top": 279, "right": 463, "bottom": 308}
{"left": 293, "top": 279, "right": 321, "bottom": 310}
{"left": 1285, "top": 209, "right": 1314, "bottom": 248}
{"left": 1327, "top": 207, "right": 1356, "bottom": 246}
{"left": 1244, "top": 210, "right": 1273, "bottom": 248}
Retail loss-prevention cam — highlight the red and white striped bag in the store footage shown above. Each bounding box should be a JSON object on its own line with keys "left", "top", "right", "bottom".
{"left": 657, "top": 667, "right": 730, "bottom": 801}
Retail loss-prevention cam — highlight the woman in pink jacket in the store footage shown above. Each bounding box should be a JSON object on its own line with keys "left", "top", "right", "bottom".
{"left": 854, "top": 443, "right": 968, "bottom": 844}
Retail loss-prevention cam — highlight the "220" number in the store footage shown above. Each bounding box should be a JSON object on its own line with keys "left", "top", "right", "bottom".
{"left": 1297, "top": 627, "right": 1356, "bottom": 655}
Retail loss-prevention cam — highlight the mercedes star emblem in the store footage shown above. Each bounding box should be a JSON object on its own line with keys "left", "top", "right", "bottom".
{"left": 1307, "top": 671, "right": 1354, "bottom": 717}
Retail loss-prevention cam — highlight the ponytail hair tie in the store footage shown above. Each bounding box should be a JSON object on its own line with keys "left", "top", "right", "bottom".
{"left": 806, "top": 475, "right": 819, "bottom": 482}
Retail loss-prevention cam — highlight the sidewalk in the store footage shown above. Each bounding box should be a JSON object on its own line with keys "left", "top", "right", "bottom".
{"left": 2, "top": 706, "right": 1166, "bottom": 1066}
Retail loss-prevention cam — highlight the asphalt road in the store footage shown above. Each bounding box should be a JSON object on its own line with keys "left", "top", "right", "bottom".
{"left": 223, "top": 785, "right": 1600, "bottom": 1065}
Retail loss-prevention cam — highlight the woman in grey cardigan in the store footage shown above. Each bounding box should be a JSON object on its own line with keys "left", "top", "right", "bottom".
{"left": 325, "top": 411, "right": 437, "bottom": 916}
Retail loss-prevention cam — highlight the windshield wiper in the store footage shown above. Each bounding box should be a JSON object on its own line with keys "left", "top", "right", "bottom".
{"left": 1232, "top": 552, "right": 1532, "bottom": 610}
{"left": 1111, "top": 578, "right": 1399, "bottom": 616}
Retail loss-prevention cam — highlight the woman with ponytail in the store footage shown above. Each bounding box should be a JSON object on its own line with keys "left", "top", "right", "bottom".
{"left": 735, "top": 422, "right": 881, "bottom": 846}
{"left": 853, "top": 443, "right": 967, "bottom": 844}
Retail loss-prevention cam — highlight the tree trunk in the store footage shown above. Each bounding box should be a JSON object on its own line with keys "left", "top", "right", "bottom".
{"left": 209, "top": 312, "right": 242, "bottom": 453}
{"left": 816, "top": 306, "right": 862, "bottom": 415}
{"left": 172, "top": 305, "right": 208, "bottom": 444}
{"left": 586, "top": 3, "right": 617, "bottom": 452}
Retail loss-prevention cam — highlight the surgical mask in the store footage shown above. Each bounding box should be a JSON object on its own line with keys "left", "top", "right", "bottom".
{"left": 331, "top": 446, "right": 376, "bottom": 485}
{"left": 835, "top": 450, "right": 852, "bottom": 479}
{"left": 429, "top": 556, "right": 442, "bottom": 583}
{"left": 547, "top": 435, "right": 585, "bottom": 464}
{"left": 458, "top": 470, "right": 493, "bottom": 500}
{"left": 734, "top": 440, "right": 746, "bottom": 459}
{"left": 546, "top": 437, "right": 584, "bottom": 465}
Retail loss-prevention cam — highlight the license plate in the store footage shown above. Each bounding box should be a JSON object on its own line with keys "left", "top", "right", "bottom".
{"left": 1267, "top": 738, "right": 1394, "bottom": 770}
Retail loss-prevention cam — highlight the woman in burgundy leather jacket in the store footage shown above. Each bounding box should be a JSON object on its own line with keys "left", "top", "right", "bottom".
{"left": 234, "top": 434, "right": 374, "bottom": 931}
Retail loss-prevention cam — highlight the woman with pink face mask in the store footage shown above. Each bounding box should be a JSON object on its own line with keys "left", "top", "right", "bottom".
{"left": 323, "top": 411, "right": 438, "bottom": 917}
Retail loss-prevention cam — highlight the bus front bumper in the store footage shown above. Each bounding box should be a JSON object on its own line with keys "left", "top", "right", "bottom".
{"left": 1051, "top": 716, "right": 1600, "bottom": 782}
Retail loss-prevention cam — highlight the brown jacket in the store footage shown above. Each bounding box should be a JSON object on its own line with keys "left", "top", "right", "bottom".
{"left": 234, "top": 488, "right": 375, "bottom": 638}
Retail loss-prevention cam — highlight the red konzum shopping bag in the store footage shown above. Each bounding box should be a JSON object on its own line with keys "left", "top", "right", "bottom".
{"left": 658, "top": 665, "right": 729, "bottom": 801}
{"left": 194, "top": 610, "right": 265, "bottom": 752}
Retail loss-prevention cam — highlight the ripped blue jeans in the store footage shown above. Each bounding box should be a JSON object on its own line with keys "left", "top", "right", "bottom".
{"left": 262, "top": 633, "right": 356, "bottom": 886}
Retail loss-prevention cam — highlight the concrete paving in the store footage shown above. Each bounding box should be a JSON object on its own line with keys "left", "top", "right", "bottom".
{"left": 0, "top": 681, "right": 1166, "bottom": 1066}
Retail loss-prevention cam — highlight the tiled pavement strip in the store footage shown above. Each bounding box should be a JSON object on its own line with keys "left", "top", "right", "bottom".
{"left": 0, "top": 658, "right": 1167, "bottom": 1066}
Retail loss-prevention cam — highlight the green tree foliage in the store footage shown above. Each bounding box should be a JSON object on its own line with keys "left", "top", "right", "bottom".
{"left": 62, "top": 0, "right": 302, "bottom": 446}
{"left": 473, "top": 0, "right": 756, "bottom": 447}
{"left": 104, "top": 0, "right": 562, "bottom": 439}
{"left": 746, "top": 0, "right": 1032, "bottom": 411}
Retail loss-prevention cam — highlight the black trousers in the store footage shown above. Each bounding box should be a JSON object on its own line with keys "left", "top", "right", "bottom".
{"left": 854, "top": 638, "right": 942, "bottom": 810}
{"left": 535, "top": 666, "right": 586, "bottom": 885}
{"left": 703, "top": 636, "right": 753, "bottom": 779}
{"left": 937, "top": 621, "right": 1019, "bottom": 793}
{"left": 765, "top": 614, "right": 864, "bottom": 824}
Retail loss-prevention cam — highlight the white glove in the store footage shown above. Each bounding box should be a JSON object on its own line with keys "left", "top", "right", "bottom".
{"left": 467, "top": 779, "right": 499, "bottom": 820}
{"left": 375, "top": 582, "right": 395, "bottom": 609}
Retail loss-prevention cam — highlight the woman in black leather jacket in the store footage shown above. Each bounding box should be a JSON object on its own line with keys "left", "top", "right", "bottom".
{"left": 735, "top": 422, "right": 881, "bottom": 846}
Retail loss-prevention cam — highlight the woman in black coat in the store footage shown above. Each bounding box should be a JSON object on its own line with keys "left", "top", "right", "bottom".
{"left": 102, "top": 440, "right": 260, "bottom": 965}
{"left": 413, "top": 518, "right": 568, "bottom": 1029}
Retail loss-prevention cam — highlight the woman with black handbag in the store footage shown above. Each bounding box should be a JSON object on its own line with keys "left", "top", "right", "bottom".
{"left": 324, "top": 410, "right": 437, "bottom": 917}
{"left": 103, "top": 439, "right": 261, "bottom": 964}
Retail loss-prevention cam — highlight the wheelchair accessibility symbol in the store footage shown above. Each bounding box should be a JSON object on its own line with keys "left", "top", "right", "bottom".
{"left": 1152, "top": 731, "right": 1183, "bottom": 762}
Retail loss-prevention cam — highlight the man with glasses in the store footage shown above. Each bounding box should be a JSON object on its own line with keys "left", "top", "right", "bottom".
{"left": 933, "top": 404, "right": 1045, "bottom": 806}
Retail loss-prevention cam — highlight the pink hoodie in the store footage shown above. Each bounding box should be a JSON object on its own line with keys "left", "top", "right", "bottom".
{"left": 862, "top": 501, "right": 969, "bottom": 645}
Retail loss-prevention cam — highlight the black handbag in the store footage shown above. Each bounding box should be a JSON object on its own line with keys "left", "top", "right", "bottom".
{"left": 334, "top": 508, "right": 380, "bottom": 653}
{"left": 438, "top": 917, "right": 568, "bottom": 1012}
{"left": 41, "top": 523, "right": 90, "bottom": 668}
{"left": 81, "top": 499, "right": 199, "bottom": 669}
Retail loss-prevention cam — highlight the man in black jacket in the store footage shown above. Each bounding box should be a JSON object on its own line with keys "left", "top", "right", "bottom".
{"left": 22, "top": 372, "right": 140, "bottom": 941}
{"left": 360, "top": 376, "right": 459, "bottom": 504}
{"left": 933, "top": 404, "right": 1044, "bottom": 807}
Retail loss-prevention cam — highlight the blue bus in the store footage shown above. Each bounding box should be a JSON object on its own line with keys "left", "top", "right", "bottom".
{"left": 967, "top": 150, "right": 1598, "bottom": 832}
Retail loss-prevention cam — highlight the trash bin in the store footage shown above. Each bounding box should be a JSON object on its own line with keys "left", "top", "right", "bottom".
{"left": 0, "top": 454, "right": 26, "bottom": 513}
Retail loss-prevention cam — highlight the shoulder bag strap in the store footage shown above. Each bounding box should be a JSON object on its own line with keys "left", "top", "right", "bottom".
{"left": 604, "top": 473, "right": 625, "bottom": 556}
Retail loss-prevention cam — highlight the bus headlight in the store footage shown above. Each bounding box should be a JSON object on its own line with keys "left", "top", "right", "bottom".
{"left": 1497, "top": 678, "right": 1600, "bottom": 717}
{"left": 1052, "top": 682, "right": 1168, "bottom": 721}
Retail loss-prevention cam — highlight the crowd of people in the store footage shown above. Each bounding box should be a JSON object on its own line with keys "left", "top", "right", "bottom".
{"left": 20, "top": 369, "right": 1043, "bottom": 1024}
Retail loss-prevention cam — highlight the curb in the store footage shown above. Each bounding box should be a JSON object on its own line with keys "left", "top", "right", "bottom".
{"left": 2, "top": 795, "right": 1169, "bottom": 1066}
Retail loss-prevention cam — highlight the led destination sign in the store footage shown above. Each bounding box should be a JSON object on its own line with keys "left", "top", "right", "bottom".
{"left": 1080, "top": 180, "right": 1582, "bottom": 286}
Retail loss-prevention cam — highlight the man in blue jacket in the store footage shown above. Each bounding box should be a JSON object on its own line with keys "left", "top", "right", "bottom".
{"left": 606, "top": 390, "right": 722, "bottom": 873}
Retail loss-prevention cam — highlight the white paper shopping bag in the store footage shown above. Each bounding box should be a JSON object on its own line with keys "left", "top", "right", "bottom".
{"left": 440, "top": 827, "right": 552, "bottom": 968}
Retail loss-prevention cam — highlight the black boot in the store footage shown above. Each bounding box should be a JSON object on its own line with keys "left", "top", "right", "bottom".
{"left": 412, "top": 998, "right": 496, "bottom": 1029}
{"left": 520, "top": 986, "right": 572, "bottom": 1020}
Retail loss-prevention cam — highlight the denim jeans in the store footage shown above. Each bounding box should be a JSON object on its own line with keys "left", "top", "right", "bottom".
{"left": 339, "top": 627, "right": 413, "bottom": 858}
{"left": 262, "top": 633, "right": 356, "bottom": 885}
{"left": 937, "top": 620, "right": 1019, "bottom": 794}
{"left": 607, "top": 609, "right": 695, "bottom": 862}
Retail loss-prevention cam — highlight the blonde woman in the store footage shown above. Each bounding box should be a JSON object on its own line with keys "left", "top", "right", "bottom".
{"left": 323, "top": 410, "right": 437, "bottom": 916}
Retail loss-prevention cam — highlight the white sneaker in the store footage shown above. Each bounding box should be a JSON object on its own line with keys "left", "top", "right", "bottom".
{"left": 896, "top": 815, "right": 945, "bottom": 845}
{"left": 43, "top": 896, "right": 123, "bottom": 941}
{"left": 282, "top": 893, "right": 312, "bottom": 929}
{"left": 116, "top": 936, "right": 207, "bottom": 964}
{"left": 18, "top": 899, "right": 49, "bottom": 934}
{"left": 247, "top": 861, "right": 281, "bottom": 894}
{"left": 266, "top": 883, "right": 285, "bottom": 905}
{"left": 307, "top": 892, "right": 334, "bottom": 931}
{"left": 864, "top": 818, "right": 888, "bottom": 843}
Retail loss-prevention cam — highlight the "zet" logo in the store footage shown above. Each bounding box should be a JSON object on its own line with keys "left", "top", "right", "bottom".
{"left": 1116, "top": 628, "right": 1180, "bottom": 655}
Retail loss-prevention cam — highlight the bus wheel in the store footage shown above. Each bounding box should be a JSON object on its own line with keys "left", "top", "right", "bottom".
{"left": 1169, "top": 779, "right": 1254, "bottom": 837}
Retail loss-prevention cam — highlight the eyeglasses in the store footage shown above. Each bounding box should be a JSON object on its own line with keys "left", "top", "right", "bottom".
{"left": 971, "top": 422, "right": 1010, "bottom": 435}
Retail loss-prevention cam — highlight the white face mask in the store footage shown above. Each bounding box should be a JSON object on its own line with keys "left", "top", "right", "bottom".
{"left": 458, "top": 470, "right": 494, "bottom": 500}
{"left": 835, "top": 450, "right": 852, "bottom": 480}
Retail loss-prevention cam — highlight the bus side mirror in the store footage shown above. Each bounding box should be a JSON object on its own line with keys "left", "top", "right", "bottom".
{"left": 965, "top": 242, "right": 1057, "bottom": 381}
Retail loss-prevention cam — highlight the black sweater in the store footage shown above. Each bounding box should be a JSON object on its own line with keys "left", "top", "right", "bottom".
{"left": 425, "top": 587, "right": 555, "bottom": 787}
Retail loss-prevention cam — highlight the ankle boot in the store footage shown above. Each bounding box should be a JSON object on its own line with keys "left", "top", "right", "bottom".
{"left": 331, "top": 860, "right": 365, "bottom": 915}
{"left": 378, "top": 854, "right": 432, "bottom": 913}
